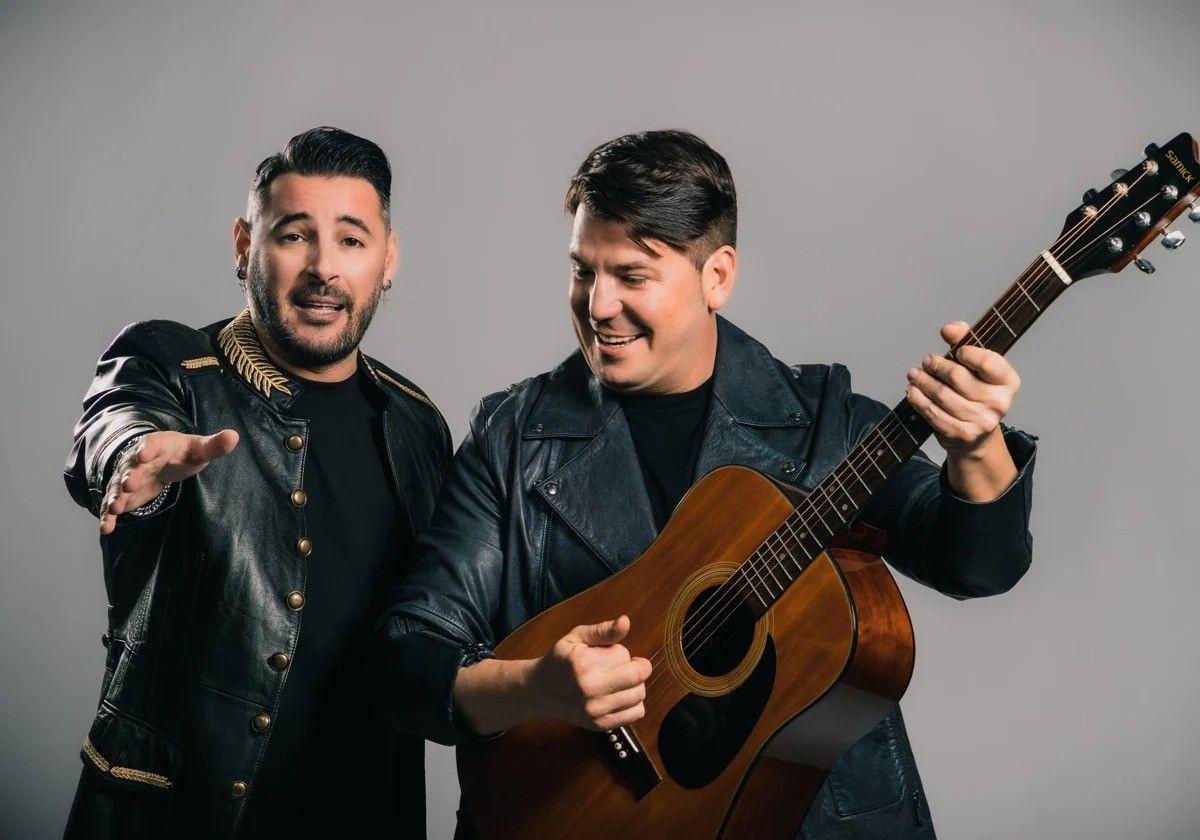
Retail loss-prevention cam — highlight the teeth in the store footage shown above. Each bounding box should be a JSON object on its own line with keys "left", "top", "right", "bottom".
{"left": 597, "top": 334, "right": 640, "bottom": 346}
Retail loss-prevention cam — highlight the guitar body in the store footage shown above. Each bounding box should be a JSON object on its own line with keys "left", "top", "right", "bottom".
{"left": 457, "top": 465, "right": 915, "bottom": 838}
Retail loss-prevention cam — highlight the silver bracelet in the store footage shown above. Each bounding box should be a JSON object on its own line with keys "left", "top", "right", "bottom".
{"left": 113, "top": 434, "right": 173, "bottom": 518}
{"left": 129, "top": 482, "right": 173, "bottom": 517}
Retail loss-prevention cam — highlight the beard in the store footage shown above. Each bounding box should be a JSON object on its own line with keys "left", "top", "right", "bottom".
{"left": 245, "top": 264, "right": 385, "bottom": 369}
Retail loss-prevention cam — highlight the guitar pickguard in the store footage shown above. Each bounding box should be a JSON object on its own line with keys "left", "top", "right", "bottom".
{"left": 659, "top": 636, "right": 777, "bottom": 789}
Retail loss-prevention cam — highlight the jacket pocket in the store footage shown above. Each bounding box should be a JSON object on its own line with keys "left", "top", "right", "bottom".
{"left": 825, "top": 714, "right": 904, "bottom": 816}
{"left": 79, "top": 702, "right": 182, "bottom": 794}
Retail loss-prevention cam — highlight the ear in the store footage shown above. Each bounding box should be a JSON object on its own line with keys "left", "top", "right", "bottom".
{"left": 233, "top": 217, "right": 251, "bottom": 272}
{"left": 384, "top": 226, "right": 400, "bottom": 285}
{"left": 701, "top": 245, "right": 738, "bottom": 313}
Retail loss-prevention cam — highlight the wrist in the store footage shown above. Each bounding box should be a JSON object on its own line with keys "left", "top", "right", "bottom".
{"left": 946, "top": 425, "right": 1003, "bottom": 464}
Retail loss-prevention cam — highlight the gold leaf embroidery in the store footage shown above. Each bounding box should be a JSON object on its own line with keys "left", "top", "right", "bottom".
{"left": 81, "top": 737, "right": 109, "bottom": 772}
{"left": 365, "top": 360, "right": 435, "bottom": 409}
{"left": 81, "top": 737, "right": 173, "bottom": 789}
{"left": 111, "top": 766, "right": 172, "bottom": 789}
{"left": 217, "top": 310, "right": 292, "bottom": 398}
{"left": 180, "top": 356, "right": 220, "bottom": 370}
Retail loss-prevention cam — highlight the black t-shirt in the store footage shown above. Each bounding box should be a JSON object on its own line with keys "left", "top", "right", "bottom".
{"left": 616, "top": 378, "right": 713, "bottom": 530}
{"left": 237, "top": 370, "right": 424, "bottom": 837}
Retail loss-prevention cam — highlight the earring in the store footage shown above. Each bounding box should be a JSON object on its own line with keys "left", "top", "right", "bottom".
{"left": 236, "top": 265, "right": 247, "bottom": 281}
{"left": 383, "top": 280, "right": 392, "bottom": 290}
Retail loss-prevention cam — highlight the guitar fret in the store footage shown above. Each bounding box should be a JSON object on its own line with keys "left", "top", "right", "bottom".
{"left": 991, "top": 305, "right": 1017, "bottom": 337}
{"left": 846, "top": 456, "right": 872, "bottom": 493}
{"left": 1014, "top": 278, "right": 1041, "bottom": 312}
{"left": 864, "top": 442, "right": 889, "bottom": 478}
{"left": 818, "top": 484, "right": 847, "bottom": 524}
{"left": 740, "top": 563, "right": 770, "bottom": 608}
{"left": 894, "top": 416, "right": 920, "bottom": 447}
{"left": 878, "top": 429, "right": 903, "bottom": 463}
{"left": 829, "top": 471, "right": 857, "bottom": 517}
{"left": 760, "top": 539, "right": 785, "bottom": 590}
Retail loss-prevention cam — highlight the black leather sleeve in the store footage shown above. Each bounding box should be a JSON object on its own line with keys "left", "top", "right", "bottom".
{"left": 377, "top": 398, "right": 508, "bottom": 746}
{"left": 63, "top": 322, "right": 196, "bottom": 517}
{"left": 849, "top": 391, "right": 1038, "bottom": 599}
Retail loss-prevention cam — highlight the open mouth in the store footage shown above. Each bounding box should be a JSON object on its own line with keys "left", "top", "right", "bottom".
{"left": 595, "top": 332, "right": 643, "bottom": 347}
{"left": 295, "top": 298, "right": 346, "bottom": 312}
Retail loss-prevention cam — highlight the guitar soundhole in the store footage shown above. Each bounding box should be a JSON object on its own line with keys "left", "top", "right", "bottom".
{"left": 682, "top": 584, "right": 756, "bottom": 677}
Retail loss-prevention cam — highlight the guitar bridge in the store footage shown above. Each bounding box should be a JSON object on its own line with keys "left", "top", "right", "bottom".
{"left": 596, "top": 725, "right": 661, "bottom": 799}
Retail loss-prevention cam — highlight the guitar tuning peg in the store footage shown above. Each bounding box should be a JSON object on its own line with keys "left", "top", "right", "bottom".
{"left": 1134, "top": 257, "right": 1155, "bottom": 274}
{"left": 1082, "top": 188, "right": 1099, "bottom": 204}
{"left": 1162, "top": 229, "right": 1186, "bottom": 249}
{"left": 1111, "top": 168, "right": 1129, "bottom": 180}
{"left": 1188, "top": 203, "right": 1200, "bottom": 223}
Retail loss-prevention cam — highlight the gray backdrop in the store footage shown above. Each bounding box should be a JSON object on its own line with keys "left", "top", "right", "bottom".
{"left": 3, "top": 1, "right": 1198, "bottom": 837}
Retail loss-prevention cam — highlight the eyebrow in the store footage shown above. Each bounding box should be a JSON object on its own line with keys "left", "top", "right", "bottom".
{"left": 569, "top": 252, "right": 655, "bottom": 272}
{"left": 270, "top": 212, "right": 373, "bottom": 236}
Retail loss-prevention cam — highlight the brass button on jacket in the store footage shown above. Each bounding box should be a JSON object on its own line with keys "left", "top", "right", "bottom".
{"left": 285, "top": 434, "right": 305, "bottom": 452}
{"left": 268, "top": 652, "right": 290, "bottom": 671}
{"left": 286, "top": 591, "right": 305, "bottom": 611}
{"left": 230, "top": 780, "right": 247, "bottom": 799}
{"left": 296, "top": 537, "right": 313, "bottom": 557}
{"left": 251, "top": 713, "right": 272, "bottom": 734}
{"left": 290, "top": 488, "right": 307, "bottom": 507}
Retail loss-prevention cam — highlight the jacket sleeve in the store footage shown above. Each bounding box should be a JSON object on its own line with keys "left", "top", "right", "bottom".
{"left": 376, "top": 397, "right": 508, "bottom": 746}
{"left": 64, "top": 322, "right": 196, "bottom": 518}
{"left": 849, "top": 390, "right": 1038, "bottom": 599}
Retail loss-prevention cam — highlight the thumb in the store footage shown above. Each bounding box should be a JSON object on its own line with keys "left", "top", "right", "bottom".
{"left": 193, "top": 429, "right": 240, "bottom": 462}
{"left": 573, "top": 615, "right": 630, "bottom": 648}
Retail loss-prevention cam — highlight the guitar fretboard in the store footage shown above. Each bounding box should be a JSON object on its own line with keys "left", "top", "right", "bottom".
{"left": 728, "top": 251, "right": 1071, "bottom": 613}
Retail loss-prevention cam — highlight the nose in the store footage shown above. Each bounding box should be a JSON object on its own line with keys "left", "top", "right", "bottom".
{"left": 589, "top": 274, "right": 623, "bottom": 324}
{"left": 307, "top": 238, "right": 340, "bottom": 285}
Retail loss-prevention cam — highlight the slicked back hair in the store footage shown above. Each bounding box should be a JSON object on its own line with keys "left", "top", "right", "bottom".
{"left": 246, "top": 126, "right": 392, "bottom": 228}
{"left": 564, "top": 129, "right": 737, "bottom": 270}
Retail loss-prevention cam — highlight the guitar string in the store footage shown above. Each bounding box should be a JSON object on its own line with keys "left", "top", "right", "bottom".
{"left": 639, "top": 171, "right": 1156, "bottom": 698}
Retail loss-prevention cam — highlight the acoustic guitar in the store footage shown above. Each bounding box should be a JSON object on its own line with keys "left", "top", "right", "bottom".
{"left": 457, "top": 133, "right": 1200, "bottom": 838}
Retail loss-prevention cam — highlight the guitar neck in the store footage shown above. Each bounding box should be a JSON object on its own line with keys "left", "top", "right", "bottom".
{"left": 733, "top": 252, "right": 1072, "bottom": 612}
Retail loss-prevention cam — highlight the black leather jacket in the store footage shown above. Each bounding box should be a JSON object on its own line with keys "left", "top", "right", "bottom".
{"left": 63, "top": 310, "right": 451, "bottom": 839}
{"left": 379, "top": 316, "right": 1037, "bottom": 838}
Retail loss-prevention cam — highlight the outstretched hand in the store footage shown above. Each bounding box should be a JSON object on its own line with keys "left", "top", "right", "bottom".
{"left": 99, "top": 429, "right": 239, "bottom": 534}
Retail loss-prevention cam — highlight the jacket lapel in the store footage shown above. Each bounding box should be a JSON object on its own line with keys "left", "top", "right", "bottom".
{"left": 694, "top": 317, "right": 816, "bottom": 487}
{"left": 526, "top": 354, "right": 658, "bottom": 573}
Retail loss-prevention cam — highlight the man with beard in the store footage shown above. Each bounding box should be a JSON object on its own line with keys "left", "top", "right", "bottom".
{"left": 378, "top": 130, "right": 1037, "bottom": 837}
{"left": 63, "top": 126, "right": 449, "bottom": 839}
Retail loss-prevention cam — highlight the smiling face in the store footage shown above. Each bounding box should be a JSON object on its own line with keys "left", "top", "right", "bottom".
{"left": 569, "top": 204, "right": 737, "bottom": 395}
{"left": 235, "top": 173, "right": 397, "bottom": 376}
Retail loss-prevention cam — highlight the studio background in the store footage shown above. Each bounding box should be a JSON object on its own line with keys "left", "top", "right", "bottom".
{"left": 3, "top": 1, "right": 1198, "bottom": 837}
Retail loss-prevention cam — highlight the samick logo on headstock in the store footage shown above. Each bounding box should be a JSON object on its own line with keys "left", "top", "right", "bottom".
{"left": 1165, "top": 149, "right": 1194, "bottom": 184}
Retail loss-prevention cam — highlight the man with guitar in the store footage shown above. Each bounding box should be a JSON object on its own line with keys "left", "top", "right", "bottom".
{"left": 379, "top": 130, "right": 1037, "bottom": 837}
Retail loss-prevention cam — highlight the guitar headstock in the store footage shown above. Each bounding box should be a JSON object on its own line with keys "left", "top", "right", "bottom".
{"left": 1055, "top": 132, "right": 1199, "bottom": 279}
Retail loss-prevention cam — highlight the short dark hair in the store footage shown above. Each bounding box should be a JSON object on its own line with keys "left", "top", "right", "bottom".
{"left": 246, "top": 126, "right": 392, "bottom": 227}
{"left": 564, "top": 129, "right": 737, "bottom": 269}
